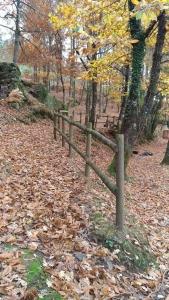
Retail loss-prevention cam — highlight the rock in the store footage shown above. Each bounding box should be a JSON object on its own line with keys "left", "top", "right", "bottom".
{"left": 6, "top": 88, "right": 24, "bottom": 104}
{"left": 0, "top": 63, "right": 21, "bottom": 100}
{"left": 74, "top": 251, "right": 86, "bottom": 261}
{"left": 141, "top": 151, "right": 153, "bottom": 156}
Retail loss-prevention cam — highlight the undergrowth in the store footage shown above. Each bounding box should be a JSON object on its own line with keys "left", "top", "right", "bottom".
{"left": 35, "top": 84, "right": 66, "bottom": 111}
{"left": 30, "top": 106, "right": 54, "bottom": 120}
{"left": 22, "top": 249, "right": 63, "bottom": 299}
{"left": 1, "top": 245, "right": 63, "bottom": 300}
{"left": 25, "top": 83, "right": 67, "bottom": 121}
{"left": 91, "top": 212, "right": 157, "bottom": 271}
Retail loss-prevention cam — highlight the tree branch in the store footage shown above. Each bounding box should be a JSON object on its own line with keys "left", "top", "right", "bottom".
{"left": 75, "top": 50, "right": 88, "bottom": 70}
{"left": 0, "top": 23, "right": 15, "bottom": 32}
{"left": 144, "top": 20, "right": 157, "bottom": 38}
{"left": 161, "top": 59, "right": 169, "bottom": 64}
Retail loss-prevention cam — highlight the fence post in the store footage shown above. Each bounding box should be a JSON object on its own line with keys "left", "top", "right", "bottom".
{"left": 85, "top": 122, "right": 92, "bottom": 177}
{"left": 69, "top": 115, "right": 74, "bottom": 157}
{"left": 62, "top": 115, "right": 65, "bottom": 147}
{"left": 53, "top": 113, "right": 57, "bottom": 140}
{"left": 116, "top": 134, "right": 125, "bottom": 231}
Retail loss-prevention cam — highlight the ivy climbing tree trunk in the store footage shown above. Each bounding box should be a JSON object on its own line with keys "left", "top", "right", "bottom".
{"left": 120, "top": 0, "right": 146, "bottom": 171}
{"left": 109, "top": 0, "right": 160, "bottom": 176}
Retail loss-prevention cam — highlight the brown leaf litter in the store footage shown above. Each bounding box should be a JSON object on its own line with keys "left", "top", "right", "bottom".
{"left": 0, "top": 109, "right": 168, "bottom": 299}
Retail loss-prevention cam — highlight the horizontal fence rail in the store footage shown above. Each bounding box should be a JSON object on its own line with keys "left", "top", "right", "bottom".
{"left": 53, "top": 111, "right": 125, "bottom": 231}
{"left": 70, "top": 111, "right": 119, "bottom": 128}
{"left": 56, "top": 112, "right": 117, "bottom": 152}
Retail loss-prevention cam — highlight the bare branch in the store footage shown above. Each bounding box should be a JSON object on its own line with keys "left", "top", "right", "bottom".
{"left": 144, "top": 20, "right": 157, "bottom": 38}
{"left": 75, "top": 50, "right": 88, "bottom": 70}
{"left": 0, "top": 23, "right": 15, "bottom": 32}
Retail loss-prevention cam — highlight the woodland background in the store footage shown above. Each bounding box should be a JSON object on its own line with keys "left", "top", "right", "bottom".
{"left": 0, "top": 0, "right": 169, "bottom": 299}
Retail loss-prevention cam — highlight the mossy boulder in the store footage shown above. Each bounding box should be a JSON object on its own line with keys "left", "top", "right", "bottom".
{"left": 22, "top": 80, "right": 66, "bottom": 111}
{"left": 0, "top": 62, "right": 21, "bottom": 99}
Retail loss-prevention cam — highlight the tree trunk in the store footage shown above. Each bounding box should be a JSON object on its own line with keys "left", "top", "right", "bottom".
{"left": 43, "top": 65, "right": 49, "bottom": 87}
{"left": 99, "top": 83, "right": 102, "bottom": 115}
{"left": 139, "top": 11, "right": 167, "bottom": 140}
{"left": 33, "top": 65, "right": 38, "bottom": 83}
{"left": 109, "top": 0, "right": 147, "bottom": 176}
{"left": 86, "top": 81, "right": 91, "bottom": 124}
{"left": 13, "top": 0, "right": 21, "bottom": 64}
{"left": 142, "top": 94, "right": 163, "bottom": 140}
{"left": 118, "top": 64, "right": 130, "bottom": 130}
{"left": 122, "top": 39, "right": 145, "bottom": 144}
{"left": 120, "top": 0, "right": 146, "bottom": 171}
{"left": 89, "top": 48, "right": 97, "bottom": 128}
{"left": 60, "top": 72, "right": 65, "bottom": 105}
{"left": 80, "top": 81, "right": 85, "bottom": 103}
{"left": 46, "top": 35, "right": 52, "bottom": 91}
{"left": 109, "top": 2, "right": 165, "bottom": 177}
{"left": 103, "top": 90, "right": 109, "bottom": 113}
{"left": 71, "top": 37, "right": 76, "bottom": 102}
{"left": 161, "top": 140, "right": 169, "bottom": 165}
{"left": 90, "top": 79, "right": 97, "bottom": 128}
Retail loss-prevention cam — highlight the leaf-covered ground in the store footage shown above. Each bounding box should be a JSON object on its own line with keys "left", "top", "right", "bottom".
{"left": 0, "top": 109, "right": 168, "bottom": 300}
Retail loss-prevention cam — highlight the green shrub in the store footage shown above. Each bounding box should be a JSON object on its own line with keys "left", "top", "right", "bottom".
{"left": 33, "top": 84, "right": 66, "bottom": 112}
{"left": 105, "top": 236, "right": 156, "bottom": 271}
{"left": 35, "top": 84, "right": 48, "bottom": 103}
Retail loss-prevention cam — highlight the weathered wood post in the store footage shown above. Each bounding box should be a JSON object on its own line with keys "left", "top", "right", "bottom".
{"left": 85, "top": 122, "right": 92, "bottom": 177}
{"left": 53, "top": 113, "right": 57, "bottom": 140}
{"left": 69, "top": 115, "right": 74, "bottom": 157}
{"left": 116, "top": 134, "right": 125, "bottom": 231}
{"left": 62, "top": 115, "right": 65, "bottom": 147}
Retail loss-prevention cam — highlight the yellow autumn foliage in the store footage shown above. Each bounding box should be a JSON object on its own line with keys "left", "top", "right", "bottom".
{"left": 50, "top": 0, "right": 169, "bottom": 101}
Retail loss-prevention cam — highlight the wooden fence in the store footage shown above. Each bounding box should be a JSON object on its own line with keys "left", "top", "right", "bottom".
{"left": 53, "top": 111, "right": 125, "bottom": 231}
{"left": 73, "top": 111, "right": 118, "bottom": 129}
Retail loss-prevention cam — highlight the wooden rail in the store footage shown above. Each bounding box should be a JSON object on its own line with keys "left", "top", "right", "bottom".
{"left": 53, "top": 111, "right": 124, "bottom": 231}
{"left": 72, "top": 111, "right": 118, "bottom": 128}
{"left": 57, "top": 113, "right": 117, "bottom": 151}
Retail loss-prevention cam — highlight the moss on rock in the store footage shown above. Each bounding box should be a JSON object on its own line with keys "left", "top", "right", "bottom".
{"left": 0, "top": 63, "right": 21, "bottom": 99}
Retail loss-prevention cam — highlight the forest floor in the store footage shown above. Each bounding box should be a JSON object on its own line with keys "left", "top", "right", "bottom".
{"left": 0, "top": 107, "right": 169, "bottom": 300}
